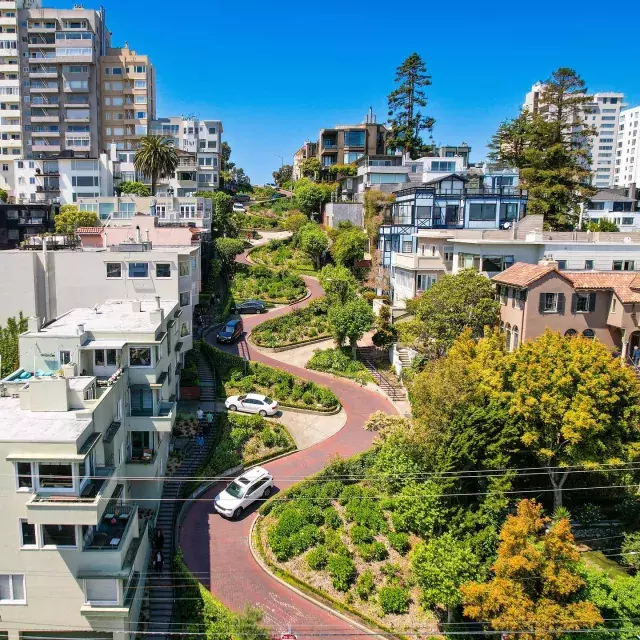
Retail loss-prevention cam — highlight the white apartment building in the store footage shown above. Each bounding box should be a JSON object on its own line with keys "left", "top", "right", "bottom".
{"left": 0, "top": 297, "right": 178, "bottom": 640}
{"left": 11, "top": 146, "right": 118, "bottom": 204}
{"left": 524, "top": 83, "right": 625, "bottom": 188}
{"left": 0, "top": 242, "right": 201, "bottom": 358}
{"left": 581, "top": 187, "right": 639, "bottom": 231}
{"left": 614, "top": 105, "right": 640, "bottom": 188}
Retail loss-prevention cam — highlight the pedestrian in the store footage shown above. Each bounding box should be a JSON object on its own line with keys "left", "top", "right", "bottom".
{"left": 154, "top": 550, "right": 164, "bottom": 573}
{"left": 153, "top": 528, "right": 164, "bottom": 551}
{"left": 197, "top": 432, "right": 205, "bottom": 450}
{"left": 633, "top": 345, "right": 640, "bottom": 368}
{"left": 206, "top": 411, "right": 214, "bottom": 430}
{"left": 196, "top": 407, "right": 204, "bottom": 422}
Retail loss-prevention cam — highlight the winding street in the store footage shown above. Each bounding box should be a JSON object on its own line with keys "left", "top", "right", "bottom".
{"left": 179, "top": 245, "right": 397, "bottom": 639}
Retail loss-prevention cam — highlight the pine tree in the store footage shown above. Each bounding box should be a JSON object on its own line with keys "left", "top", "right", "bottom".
{"left": 387, "top": 53, "right": 435, "bottom": 159}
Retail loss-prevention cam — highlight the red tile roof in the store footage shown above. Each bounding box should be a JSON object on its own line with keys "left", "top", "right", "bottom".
{"left": 76, "top": 227, "right": 103, "bottom": 234}
{"left": 492, "top": 263, "right": 558, "bottom": 287}
{"left": 564, "top": 272, "right": 640, "bottom": 303}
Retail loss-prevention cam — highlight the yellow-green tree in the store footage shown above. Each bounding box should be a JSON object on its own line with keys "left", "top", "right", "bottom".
{"left": 502, "top": 330, "right": 640, "bottom": 508}
{"left": 461, "top": 499, "right": 603, "bottom": 639}
{"left": 54, "top": 204, "right": 99, "bottom": 235}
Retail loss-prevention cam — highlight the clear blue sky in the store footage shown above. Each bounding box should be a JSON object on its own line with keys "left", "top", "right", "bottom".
{"left": 50, "top": 0, "right": 640, "bottom": 184}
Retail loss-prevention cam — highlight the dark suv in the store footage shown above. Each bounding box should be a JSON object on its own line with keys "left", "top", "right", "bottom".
{"left": 217, "top": 318, "right": 244, "bottom": 344}
{"left": 232, "top": 300, "right": 267, "bottom": 314}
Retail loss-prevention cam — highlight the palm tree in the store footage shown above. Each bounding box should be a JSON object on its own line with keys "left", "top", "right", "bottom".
{"left": 134, "top": 135, "right": 178, "bottom": 196}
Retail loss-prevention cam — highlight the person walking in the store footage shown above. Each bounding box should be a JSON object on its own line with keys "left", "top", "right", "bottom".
{"left": 633, "top": 345, "right": 640, "bottom": 368}
{"left": 153, "top": 528, "right": 164, "bottom": 551}
{"left": 196, "top": 407, "right": 204, "bottom": 422}
{"left": 154, "top": 550, "right": 164, "bottom": 573}
{"left": 197, "top": 432, "right": 205, "bottom": 450}
{"left": 206, "top": 411, "right": 214, "bottom": 432}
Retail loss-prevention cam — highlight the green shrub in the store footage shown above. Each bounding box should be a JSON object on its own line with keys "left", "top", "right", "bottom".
{"left": 345, "top": 496, "right": 387, "bottom": 532}
{"left": 324, "top": 529, "right": 351, "bottom": 557}
{"left": 306, "top": 545, "right": 328, "bottom": 570}
{"left": 307, "top": 347, "right": 373, "bottom": 384}
{"left": 358, "top": 541, "right": 388, "bottom": 562}
{"left": 380, "top": 562, "right": 402, "bottom": 579}
{"left": 350, "top": 524, "right": 373, "bottom": 545}
{"left": 231, "top": 264, "right": 305, "bottom": 304}
{"left": 387, "top": 532, "right": 411, "bottom": 555}
{"left": 378, "top": 586, "right": 410, "bottom": 615}
{"left": 327, "top": 554, "right": 356, "bottom": 591}
{"left": 323, "top": 507, "right": 342, "bottom": 529}
{"left": 338, "top": 484, "right": 362, "bottom": 506}
{"left": 260, "top": 427, "right": 275, "bottom": 448}
{"left": 355, "top": 570, "right": 376, "bottom": 601}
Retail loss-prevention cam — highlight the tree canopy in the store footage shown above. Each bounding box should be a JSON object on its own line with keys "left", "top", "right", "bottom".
{"left": 0, "top": 313, "right": 28, "bottom": 378}
{"left": 134, "top": 135, "right": 178, "bottom": 196}
{"left": 54, "top": 204, "right": 99, "bottom": 234}
{"left": 328, "top": 297, "right": 374, "bottom": 356}
{"left": 386, "top": 53, "right": 435, "bottom": 159}
{"left": 119, "top": 180, "right": 151, "bottom": 196}
{"left": 298, "top": 223, "right": 329, "bottom": 269}
{"left": 461, "top": 499, "right": 603, "bottom": 639}
{"left": 272, "top": 164, "right": 293, "bottom": 185}
{"left": 318, "top": 264, "right": 358, "bottom": 306}
{"left": 330, "top": 224, "right": 367, "bottom": 270}
{"left": 215, "top": 237, "right": 245, "bottom": 269}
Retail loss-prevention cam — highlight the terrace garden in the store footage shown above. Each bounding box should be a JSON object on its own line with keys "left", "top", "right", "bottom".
{"left": 230, "top": 264, "right": 306, "bottom": 304}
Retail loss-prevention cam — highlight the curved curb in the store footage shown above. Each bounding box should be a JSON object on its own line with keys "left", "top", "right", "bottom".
{"left": 249, "top": 334, "right": 332, "bottom": 353}
{"left": 248, "top": 516, "right": 390, "bottom": 640}
{"left": 214, "top": 397, "right": 341, "bottom": 416}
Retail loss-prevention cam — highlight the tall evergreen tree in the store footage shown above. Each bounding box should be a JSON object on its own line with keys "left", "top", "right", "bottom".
{"left": 488, "top": 68, "right": 596, "bottom": 230}
{"left": 386, "top": 53, "right": 435, "bottom": 159}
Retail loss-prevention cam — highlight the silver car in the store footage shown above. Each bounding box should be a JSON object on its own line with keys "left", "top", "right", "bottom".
{"left": 225, "top": 393, "right": 278, "bottom": 417}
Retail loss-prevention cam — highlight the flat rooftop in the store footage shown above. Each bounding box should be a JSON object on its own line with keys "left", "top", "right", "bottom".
{"left": 0, "top": 396, "right": 91, "bottom": 443}
{"left": 28, "top": 299, "right": 177, "bottom": 337}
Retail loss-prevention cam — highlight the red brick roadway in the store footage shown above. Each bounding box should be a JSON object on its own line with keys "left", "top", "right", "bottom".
{"left": 180, "top": 249, "right": 397, "bottom": 639}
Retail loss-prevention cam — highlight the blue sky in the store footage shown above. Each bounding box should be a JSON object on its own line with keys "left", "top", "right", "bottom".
{"left": 51, "top": 0, "right": 640, "bottom": 184}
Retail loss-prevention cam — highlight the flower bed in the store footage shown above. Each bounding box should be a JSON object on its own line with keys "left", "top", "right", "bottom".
{"left": 200, "top": 341, "right": 339, "bottom": 412}
{"left": 251, "top": 298, "right": 332, "bottom": 348}
{"left": 255, "top": 456, "right": 433, "bottom": 632}
{"left": 231, "top": 264, "right": 306, "bottom": 304}
{"left": 307, "top": 348, "right": 373, "bottom": 385}
{"left": 250, "top": 239, "right": 317, "bottom": 274}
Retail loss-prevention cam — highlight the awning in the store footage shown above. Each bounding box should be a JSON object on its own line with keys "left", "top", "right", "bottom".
{"left": 80, "top": 339, "right": 127, "bottom": 350}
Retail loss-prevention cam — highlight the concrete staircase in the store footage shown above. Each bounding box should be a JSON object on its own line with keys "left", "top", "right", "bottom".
{"left": 396, "top": 347, "right": 413, "bottom": 370}
{"left": 146, "top": 417, "right": 219, "bottom": 637}
{"left": 357, "top": 346, "right": 406, "bottom": 401}
{"left": 195, "top": 348, "right": 216, "bottom": 402}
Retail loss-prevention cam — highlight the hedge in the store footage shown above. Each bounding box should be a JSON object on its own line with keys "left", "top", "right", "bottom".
{"left": 231, "top": 264, "right": 306, "bottom": 304}
{"left": 307, "top": 347, "right": 373, "bottom": 385}
{"left": 200, "top": 341, "right": 339, "bottom": 412}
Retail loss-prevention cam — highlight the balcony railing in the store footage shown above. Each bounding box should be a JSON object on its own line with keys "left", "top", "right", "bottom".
{"left": 18, "top": 217, "right": 44, "bottom": 225}
{"left": 83, "top": 503, "right": 138, "bottom": 551}
{"left": 29, "top": 467, "right": 115, "bottom": 505}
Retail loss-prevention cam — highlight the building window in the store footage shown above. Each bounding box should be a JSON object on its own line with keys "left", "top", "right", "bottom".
{"left": 623, "top": 217, "right": 634, "bottom": 225}
{"left": 0, "top": 574, "right": 26, "bottom": 604}
{"left": 583, "top": 329, "right": 595, "bottom": 339}
{"left": 128, "top": 262, "right": 149, "bottom": 278}
{"left": 156, "top": 263, "right": 171, "bottom": 278}
{"left": 129, "top": 347, "right": 151, "bottom": 367}
{"left": 565, "top": 329, "right": 578, "bottom": 337}
{"left": 179, "top": 261, "right": 190, "bottom": 277}
{"left": 343, "top": 130, "right": 365, "bottom": 147}
{"left": 15, "top": 462, "right": 33, "bottom": 491}
{"left": 106, "top": 263, "right": 121, "bottom": 278}
{"left": 430, "top": 161, "right": 456, "bottom": 172}
{"left": 416, "top": 274, "right": 435, "bottom": 291}
{"left": 19, "top": 520, "right": 37, "bottom": 548}
{"left": 179, "top": 291, "right": 190, "bottom": 307}
{"left": 469, "top": 203, "right": 496, "bottom": 221}
{"left": 573, "top": 292, "right": 596, "bottom": 313}
{"left": 38, "top": 463, "right": 73, "bottom": 489}
{"left": 557, "top": 260, "right": 567, "bottom": 270}
{"left": 613, "top": 260, "right": 634, "bottom": 271}
{"left": 540, "top": 292, "right": 563, "bottom": 313}
{"left": 584, "top": 260, "right": 594, "bottom": 270}
{"left": 59, "top": 350, "right": 71, "bottom": 365}
{"left": 84, "top": 579, "right": 119, "bottom": 605}
{"left": 180, "top": 321, "right": 190, "bottom": 337}
{"left": 511, "top": 326, "right": 519, "bottom": 351}
{"left": 401, "top": 241, "right": 412, "bottom": 253}
{"left": 41, "top": 524, "right": 76, "bottom": 548}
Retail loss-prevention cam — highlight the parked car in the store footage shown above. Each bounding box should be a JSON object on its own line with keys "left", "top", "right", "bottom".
{"left": 232, "top": 202, "right": 246, "bottom": 212}
{"left": 231, "top": 300, "right": 266, "bottom": 314}
{"left": 264, "top": 182, "right": 277, "bottom": 188}
{"left": 234, "top": 193, "right": 250, "bottom": 203}
{"left": 271, "top": 193, "right": 285, "bottom": 199}
{"left": 216, "top": 318, "right": 243, "bottom": 344}
{"left": 225, "top": 393, "right": 279, "bottom": 417}
{"left": 214, "top": 466, "right": 274, "bottom": 519}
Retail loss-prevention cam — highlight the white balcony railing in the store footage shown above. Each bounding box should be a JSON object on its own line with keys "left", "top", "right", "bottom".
{"left": 391, "top": 253, "right": 446, "bottom": 271}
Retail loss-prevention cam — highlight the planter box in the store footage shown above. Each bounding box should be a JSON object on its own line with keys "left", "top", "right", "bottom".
{"left": 180, "top": 386, "right": 201, "bottom": 400}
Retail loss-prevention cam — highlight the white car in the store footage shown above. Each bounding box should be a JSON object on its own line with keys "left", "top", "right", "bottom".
{"left": 214, "top": 466, "right": 274, "bottom": 519}
{"left": 232, "top": 202, "right": 246, "bottom": 212}
{"left": 225, "top": 393, "right": 278, "bottom": 416}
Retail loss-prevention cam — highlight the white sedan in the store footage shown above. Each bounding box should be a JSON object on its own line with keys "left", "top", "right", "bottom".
{"left": 214, "top": 466, "right": 274, "bottom": 519}
{"left": 225, "top": 393, "right": 279, "bottom": 417}
{"left": 232, "top": 202, "right": 246, "bottom": 212}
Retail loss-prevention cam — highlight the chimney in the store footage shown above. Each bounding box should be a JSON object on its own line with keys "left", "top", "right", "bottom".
{"left": 150, "top": 296, "right": 164, "bottom": 324}
{"left": 62, "top": 362, "right": 77, "bottom": 378}
{"left": 538, "top": 255, "right": 559, "bottom": 268}
{"left": 629, "top": 182, "right": 637, "bottom": 201}
{"left": 155, "top": 295, "right": 161, "bottom": 310}
{"left": 132, "top": 300, "right": 142, "bottom": 313}
{"left": 76, "top": 323, "right": 85, "bottom": 336}
{"left": 27, "top": 316, "right": 41, "bottom": 332}
{"left": 136, "top": 225, "right": 142, "bottom": 243}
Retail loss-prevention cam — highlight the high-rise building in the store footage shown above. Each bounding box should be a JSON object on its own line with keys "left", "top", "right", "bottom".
{"left": 524, "top": 82, "right": 626, "bottom": 188}
{"left": 100, "top": 43, "right": 155, "bottom": 152}
{"left": 614, "top": 105, "right": 640, "bottom": 188}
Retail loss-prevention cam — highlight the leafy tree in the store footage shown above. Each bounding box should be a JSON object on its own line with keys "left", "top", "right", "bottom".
{"left": 621, "top": 532, "right": 640, "bottom": 571}
{"left": 211, "top": 191, "right": 236, "bottom": 237}
{"left": 318, "top": 264, "right": 357, "bottom": 306}
{"left": 134, "top": 135, "right": 178, "bottom": 196}
{"left": 371, "top": 304, "right": 397, "bottom": 349}
{"left": 215, "top": 237, "right": 245, "bottom": 270}
{"left": 411, "top": 533, "right": 481, "bottom": 622}
{"left": 461, "top": 499, "right": 603, "bottom": 639}
{"left": 294, "top": 181, "right": 326, "bottom": 216}
{"left": 330, "top": 225, "right": 367, "bottom": 270}
{"left": 584, "top": 218, "right": 619, "bottom": 232}
{"left": 400, "top": 268, "right": 499, "bottom": 356}
{"left": 0, "top": 313, "right": 28, "bottom": 378}
{"left": 502, "top": 330, "right": 640, "bottom": 508}
{"left": 362, "top": 191, "right": 395, "bottom": 296}
{"left": 489, "top": 68, "right": 596, "bottom": 230}
{"left": 325, "top": 163, "right": 357, "bottom": 178}
{"left": 54, "top": 204, "right": 99, "bottom": 234}
{"left": 272, "top": 164, "right": 293, "bottom": 185}
{"left": 283, "top": 212, "right": 308, "bottom": 234}
{"left": 298, "top": 223, "right": 329, "bottom": 269}
{"left": 386, "top": 53, "right": 435, "bottom": 159}
{"left": 328, "top": 297, "right": 374, "bottom": 357}
{"left": 0, "top": 188, "right": 7, "bottom": 202}
{"left": 300, "top": 157, "right": 321, "bottom": 179}
{"left": 221, "top": 141, "right": 233, "bottom": 171}
{"left": 119, "top": 180, "right": 151, "bottom": 196}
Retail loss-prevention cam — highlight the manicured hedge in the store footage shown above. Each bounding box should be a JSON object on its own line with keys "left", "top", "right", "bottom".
{"left": 235, "top": 213, "right": 283, "bottom": 230}
{"left": 250, "top": 239, "right": 316, "bottom": 273}
{"left": 307, "top": 347, "right": 373, "bottom": 385}
{"left": 251, "top": 298, "right": 331, "bottom": 348}
{"left": 200, "top": 341, "right": 339, "bottom": 411}
{"left": 231, "top": 264, "right": 306, "bottom": 304}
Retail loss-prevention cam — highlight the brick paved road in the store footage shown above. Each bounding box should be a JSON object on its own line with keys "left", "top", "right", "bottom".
{"left": 180, "top": 256, "right": 396, "bottom": 639}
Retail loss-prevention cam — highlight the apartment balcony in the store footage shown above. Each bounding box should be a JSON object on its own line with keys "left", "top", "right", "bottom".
{"left": 66, "top": 115, "right": 90, "bottom": 122}
{"left": 32, "top": 143, "right": 61, "bottom": 152}
{"left": 26, "top": 466, "right": 118, "bottom": 525}
{"left": 29, "top": 70, "right": 58, "bottom": 79}
{"left": 0, "top": 64, "right": 20, "bottom": 73}
{"left": 17, "top": 216, "right": 45, "bottom": 225}
{"left": 31, "top": 129, "right": 60, "bottom": 137}
{"left": 2, "top": 138, "right": 21, "bottom": 146}
{"left": 30, "top": 114, "right": 59, "bottom": 123}
{"left": 126, "top": 401, "right": 176, "bottom": 434}
{"left": 82, "top": 503, "right": 139, "bottom": 552}
{"left": 36, "top": 184, "right": 60, "bottom": 192}
{"left": 0, "top": 16, "right": 16, "bottom": 26}
{"left": 391, "top": 253, "right": 446, "bottom": 271}
{"left": 29, "top": 53, "right": 56, "bottom": 62}
{"left": 28, "top": 41, "right": 56, "bottom": 48}
{"left": 30, "top": 83, "right": 59, "bottom": 92}
{"left": 27, "top": 24, "right": 58, "bottom": 32}
{"left": 1, "top": 123, "right": 21, "bottom": 133}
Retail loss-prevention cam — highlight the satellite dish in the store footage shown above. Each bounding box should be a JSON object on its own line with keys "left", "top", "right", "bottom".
{"left": 503, "top": 222, "right": 512, "bottom": 229}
